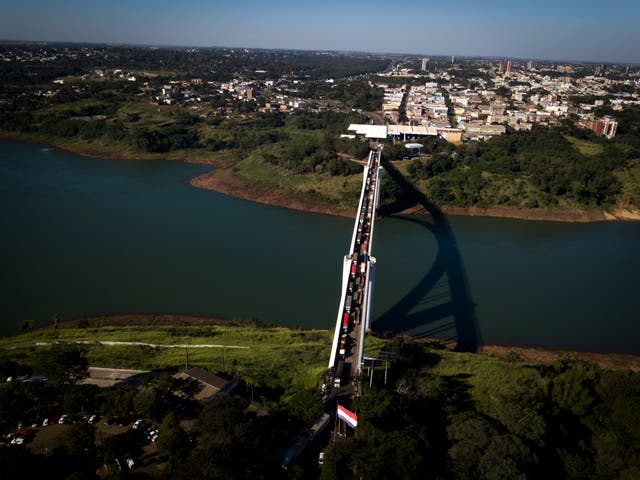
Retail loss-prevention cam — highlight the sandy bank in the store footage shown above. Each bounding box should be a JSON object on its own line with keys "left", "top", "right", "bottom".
{"left": 191, "top": 166, "right": 636, "bottom": 223}
{"left": 3, "top": 132, "right": 638, "bottom": 223}
{"left": 480, "top": 344, "right": 640, "bottom": 372}
{"left": 189, "top": 167, "right": 355, "bottom": 218}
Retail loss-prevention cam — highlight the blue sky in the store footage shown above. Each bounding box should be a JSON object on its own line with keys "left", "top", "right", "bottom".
{"left": 2, "top": 0, "right": 639, "bottom": 63}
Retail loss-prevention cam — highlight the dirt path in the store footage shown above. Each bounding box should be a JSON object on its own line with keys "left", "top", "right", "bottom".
{"left": 50, "top": 314, "right": 640, "bottom": 372}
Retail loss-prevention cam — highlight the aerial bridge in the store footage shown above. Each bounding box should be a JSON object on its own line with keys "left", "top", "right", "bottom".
{"left": 326, "top": 149, "right": 382, "bottom": 398}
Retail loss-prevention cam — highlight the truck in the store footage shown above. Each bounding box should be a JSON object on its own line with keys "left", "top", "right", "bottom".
{"left": 334, "top": 359, "right": 344, "bottom": 388}
{"left": 283, "top": 435, "right": 309, "bottom": 468}
{"left": 342, "top": 311, "right": 350, "bottom": 332}
{"left": 308, "top": 413, "right": 331, "bottom": 441}
{"left": 345, "top": 295, "right": 353, "bottom": 313}
{"left": 339, "top": 333, "right": 348, "bottom": 356}
{"left": 354, "top": 307, "right": 361, "bottom": 326}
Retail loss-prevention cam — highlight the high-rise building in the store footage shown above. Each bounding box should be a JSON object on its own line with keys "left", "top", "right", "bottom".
{"left": 498, "top": 60, "right": 504, "bottom": 74}
{"left": 527, "top": 60, "right": 533, "bottom": 70}
{"left": 599, "top": 116, "right": 618, "bottom": 139}
{"left": 451, "top": 55, "right": 455, "bottom": 64}
{"left": 578, "top": 116, "right": 618, "bottom": 139}
{"left": 505, "top": 59, "right": 512, "bottom": 76}
{"left": 421, "top": 58, "right": 429, "bottom": 71}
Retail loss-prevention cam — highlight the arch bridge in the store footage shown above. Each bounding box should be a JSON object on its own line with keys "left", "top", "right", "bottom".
{"left": 325, "top": 149, "right": 382, "bottom": 398}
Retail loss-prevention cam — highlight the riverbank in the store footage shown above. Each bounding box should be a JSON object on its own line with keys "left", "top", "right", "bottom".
{"left": 189, "top": 165, "right": 640, "bottom": 223}
{"left": 189, "top": 167, "right": 356, "bottom": 218}
{"left": 3, "top": 132, "right": 638, "bottom": 222}
{"left": 44, "top": 314, "right": 640, "bottom": 372}
{"left": 0, "top": 131, "right": 218, "bottom": 165}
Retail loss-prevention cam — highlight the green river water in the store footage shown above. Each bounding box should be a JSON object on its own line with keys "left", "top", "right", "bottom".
{"left": 1, "top": 141, "right": 639, "bottom": 353}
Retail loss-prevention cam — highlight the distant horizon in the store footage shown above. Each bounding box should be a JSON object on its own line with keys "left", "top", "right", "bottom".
{"left": 1, "top": 37, "right": 637, "bottom": 67}
{"left": 2, "top": 0, "right": 639, "bottom": 64}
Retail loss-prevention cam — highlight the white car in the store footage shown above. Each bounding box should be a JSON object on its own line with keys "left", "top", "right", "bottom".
{"left": 58, "top": 415, "right": 69, "bottom": 424}
{"left": 42, "top": 418, "right": 49, "bottom": 427}
{"left": 10, "top": 436, "right": 24, "bottom": 445}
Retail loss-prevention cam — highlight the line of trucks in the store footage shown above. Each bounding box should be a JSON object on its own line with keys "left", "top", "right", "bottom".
{"left": 282, "top": 413, "right": 332, "bottom": 468}
{"left": 331, "top": 152, "right": 380, "bottom": 390}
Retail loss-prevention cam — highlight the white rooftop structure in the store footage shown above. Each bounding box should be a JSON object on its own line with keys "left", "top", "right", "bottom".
{"left": 387, "top": 125, "right": 438, "bottom": 136}
{"left": 347, "top": 124, "right": 388, "bottom": 139}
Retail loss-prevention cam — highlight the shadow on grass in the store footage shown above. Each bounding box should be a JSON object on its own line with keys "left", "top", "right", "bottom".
{"left": 372, "top": 159, "right": 481, "bottom": 352}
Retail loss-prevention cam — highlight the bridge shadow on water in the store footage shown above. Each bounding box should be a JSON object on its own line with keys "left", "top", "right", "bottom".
{"left": 373, "top": 160, "right": 481, "bottom": 352}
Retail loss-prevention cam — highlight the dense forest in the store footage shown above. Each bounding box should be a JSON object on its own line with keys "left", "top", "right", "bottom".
{"left": 387, "top": 114, "right": 640, "bottom": 211}
{"left": 297, "top": 80, "right": 384, "bottom": 112}
{"left": 322, "top": 338, "right": 640, "bottom": 479}
{"left": 0, "top": 45, "right": 390, "bottom": 84}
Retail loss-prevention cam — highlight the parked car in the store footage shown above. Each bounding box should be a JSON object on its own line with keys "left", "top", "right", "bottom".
{"left": 42, "top": 418, "right": 49, "bottom": 427}
{"left": 58, "top": 415, "right": 69, "bottom": 424}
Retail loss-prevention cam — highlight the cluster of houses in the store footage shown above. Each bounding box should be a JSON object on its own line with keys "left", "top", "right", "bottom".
{"left": 369, "top": 59, "right": 640, "bottom": 144}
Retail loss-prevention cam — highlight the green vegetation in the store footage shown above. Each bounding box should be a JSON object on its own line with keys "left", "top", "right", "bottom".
{"left": 1, "top": 326, "right": 639, "bottom": 478}
{"left": 2, "top": 45, "right": 639, "bottom": 216}
{"left": 322, "top": 336, "right": 640, "bottom": 479}
{"left": 565, "top": 135, "right": 605, "bottom": 156}
{"left": 298, "top": 79, "right": 384, "bottom": 111}
{"left": 392, "top": 121, "right": 640, "bottom": 211}
{"left": 0, "top": 324, "right": 332, "bottom": 400}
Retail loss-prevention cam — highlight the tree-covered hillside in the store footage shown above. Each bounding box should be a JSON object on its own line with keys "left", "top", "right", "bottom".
{"left": 322, "top": 337, "right": 640, "bottom": 480}
{"left": 2, "top": 326, "right": 638, "bottom": 479}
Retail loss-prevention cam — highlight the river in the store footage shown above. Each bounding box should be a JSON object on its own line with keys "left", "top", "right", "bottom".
{"left": 1, "top": 140, "right": 639, "bottom": 354}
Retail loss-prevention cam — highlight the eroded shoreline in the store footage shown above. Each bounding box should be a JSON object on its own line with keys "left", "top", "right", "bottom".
{"left": 3, "top": 132, "right": 639, "bottom": 222}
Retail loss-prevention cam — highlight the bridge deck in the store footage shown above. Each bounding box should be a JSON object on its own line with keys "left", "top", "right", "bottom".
{"left": 326, "top": 149, "right": 382, "bottom": 395}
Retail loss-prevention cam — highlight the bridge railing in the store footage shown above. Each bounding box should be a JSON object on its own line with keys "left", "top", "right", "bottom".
{"left": 327, "top": 150, "right": 381, "bottom": 375}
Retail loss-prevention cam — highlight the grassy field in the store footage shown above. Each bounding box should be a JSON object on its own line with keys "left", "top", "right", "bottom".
{"left": 565, "top": 135, "right": 605, "bottom": 156}
{"left": 0, "top": 324, "right": 387, "bottom": 399}
{"left": 0, "top": 326, "right": 324, "bottom": 390}
{"left": 232, "top": 151, "right": 364, "bottom": 209}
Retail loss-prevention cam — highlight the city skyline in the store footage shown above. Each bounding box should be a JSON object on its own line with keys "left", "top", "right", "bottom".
{"left": 2, "top": 0, "right": 640, "bottom": 64}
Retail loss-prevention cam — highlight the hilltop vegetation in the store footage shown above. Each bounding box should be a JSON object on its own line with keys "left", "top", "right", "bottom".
{"left": 3, "top": 92, "right": 639, "bottom": 216}
{"left": 1, "top": 325, "right": 639, "bottom": 479}
{"left": 1, "top": 44, "right": 639, "bottom": 216}
{"left": 400, "top": 123, "right": 639, "bottom": 211}
{"left": 325, "top": 337, "right": 640, "bottom": 480}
